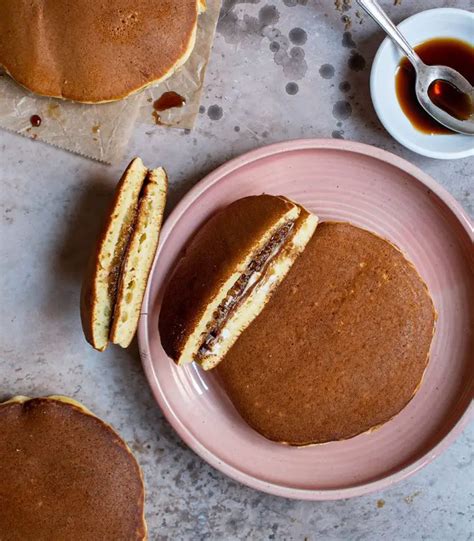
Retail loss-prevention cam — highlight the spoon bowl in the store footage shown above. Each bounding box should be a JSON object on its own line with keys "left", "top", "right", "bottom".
{"left": 415, "top": 62, "right": 474, "bottom": 135}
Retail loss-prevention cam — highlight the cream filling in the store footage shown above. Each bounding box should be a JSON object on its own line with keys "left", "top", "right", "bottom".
{"left": 199, "top": 213, "right": 319, "bottom": 370}
{"left": 177, "top": 205, "right": 301, "bottom": 365}
{"left": 197, "top": 221, "right": 295, "bottom": 360}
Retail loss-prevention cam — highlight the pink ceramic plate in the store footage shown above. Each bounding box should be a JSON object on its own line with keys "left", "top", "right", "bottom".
{"left": 138, "top": 139, "right": 473, "bottom": 500}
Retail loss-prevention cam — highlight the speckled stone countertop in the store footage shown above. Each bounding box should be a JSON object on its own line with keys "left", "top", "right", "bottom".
{"left": 0, "top": 1, "right": 472, "bottom": 539}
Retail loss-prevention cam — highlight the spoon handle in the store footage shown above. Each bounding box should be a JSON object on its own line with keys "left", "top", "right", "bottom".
{"left": 356, "top": 0, "right": 422, "bottom": 68}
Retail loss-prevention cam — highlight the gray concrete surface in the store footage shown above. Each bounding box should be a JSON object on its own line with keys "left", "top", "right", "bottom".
{"left": 0, "top": 1, "right": 472, "bottom": 539}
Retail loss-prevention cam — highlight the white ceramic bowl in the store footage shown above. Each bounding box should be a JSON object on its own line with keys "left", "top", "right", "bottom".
{"left": 371, "top": 8, "right": 474, "bottom": 160}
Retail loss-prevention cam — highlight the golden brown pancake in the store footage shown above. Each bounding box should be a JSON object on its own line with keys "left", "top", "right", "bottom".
{"left": 217, "top": 222, "right": 436, "bottom": 445}
{"left": 0, "top": 396, "right": 146, "bottom": 540}
{"left": 0, "top": 0, "right": 205, "bottom": 103}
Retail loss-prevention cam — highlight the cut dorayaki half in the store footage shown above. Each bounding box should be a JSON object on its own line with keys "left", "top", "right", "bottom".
{"left": 159, "top": 195, "right": 318, "bottom": 369}
{"left": 110, "top": 167, "right": 168, "bottom": 348}
{"left": 81, "top": 158, "right": 167, "bottom": 351}
{"left": 0, "top": 395, "right": 146, "bottom": 540}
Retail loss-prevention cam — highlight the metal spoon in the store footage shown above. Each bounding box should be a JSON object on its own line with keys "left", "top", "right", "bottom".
{"left": 357, "top": 0, "right": 474, "bottom": 135}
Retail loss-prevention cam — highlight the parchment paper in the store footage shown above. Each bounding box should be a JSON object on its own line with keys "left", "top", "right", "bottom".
{"left": 0, "top": 77, "right": 142, "bottom": 164}
{"left": 139, "top": 0, "right": 221, "bottom": 128}
{"left": 0, "top": 0, "right": 221, "bottom": 164}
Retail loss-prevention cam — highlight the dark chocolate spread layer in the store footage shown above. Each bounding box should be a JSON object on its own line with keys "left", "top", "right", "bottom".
{"left": 197, "top": 221, "right": 294, "bottom": 360}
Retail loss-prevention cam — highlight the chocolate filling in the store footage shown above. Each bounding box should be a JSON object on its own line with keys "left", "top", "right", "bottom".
{"left": 197, "top": 221, "right": 294, "bottom": 360}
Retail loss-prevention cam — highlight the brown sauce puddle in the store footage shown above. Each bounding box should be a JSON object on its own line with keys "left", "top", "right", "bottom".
{"left": 152, "top": 91, "right": 186, "bottom": 125}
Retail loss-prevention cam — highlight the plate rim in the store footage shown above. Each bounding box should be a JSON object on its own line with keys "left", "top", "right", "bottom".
{"left": 138, "top": 138, "right": 473, "bottom": 500}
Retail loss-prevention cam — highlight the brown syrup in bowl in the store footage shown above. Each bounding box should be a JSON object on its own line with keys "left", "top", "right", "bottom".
{"left": 395, "top": 37, "right": 474, "bottom": 135}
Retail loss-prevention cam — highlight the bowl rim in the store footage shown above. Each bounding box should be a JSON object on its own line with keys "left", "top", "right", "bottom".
{"left": 138, "top": 139, "right": 473, "bottom": 500}
{"left": 370, "top": 7, "right": 474, "bottom": 160}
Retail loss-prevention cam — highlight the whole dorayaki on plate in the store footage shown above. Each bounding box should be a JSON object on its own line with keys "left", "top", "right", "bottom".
{"left": 216, "top": 222, "right": 436, "bottom": 445}
{"left": 81, "top": 157, "right": 167, "bottom": 351}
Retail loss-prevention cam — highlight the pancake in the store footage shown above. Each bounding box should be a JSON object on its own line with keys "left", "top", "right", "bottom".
{"left": 0, "top": 0, "right": 205, "bottom": 103}
{"left": 0, "top": 396, "right": 146, "bottom": 540}
{"left": 217, "top": 222, "right": 436, "bottom": 445}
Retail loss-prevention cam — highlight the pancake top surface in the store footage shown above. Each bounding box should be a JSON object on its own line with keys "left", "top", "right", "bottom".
{"left": 0, "top": 397, "right": 146, "bottom": 541}
{"left": 0, "top": 0, "right": 200, "bottom": 102}
{"left": 217, "top": 222, "right": 436, "bottom": 445}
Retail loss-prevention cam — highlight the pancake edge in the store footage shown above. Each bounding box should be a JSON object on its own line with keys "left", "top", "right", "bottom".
{"left": 110, "top": 167, "right": 168, "bottom": 348}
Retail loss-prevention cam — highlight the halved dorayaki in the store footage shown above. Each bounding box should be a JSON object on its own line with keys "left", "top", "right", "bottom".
{"left": 159, "top": 195, "right": 318, "bottom": 369}
{"left": 81, "top": 157, "right": 167, "bottom": 351}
